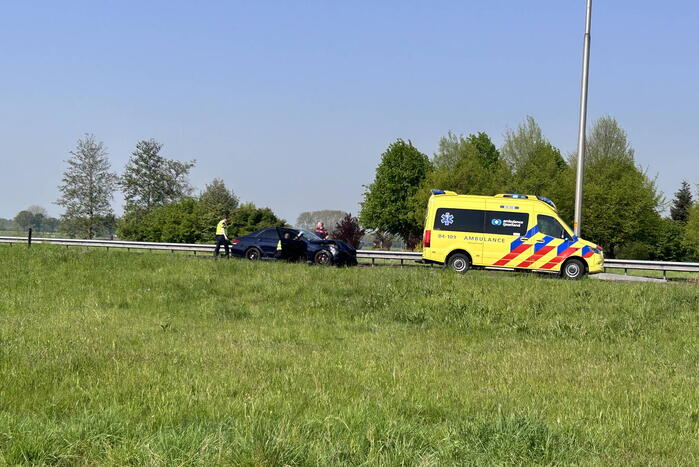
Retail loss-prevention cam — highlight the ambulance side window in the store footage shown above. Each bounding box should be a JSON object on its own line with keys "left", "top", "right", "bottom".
{"left": 538, "top": 215, "right": 569, "bottom": 239}
{"left": 434, "top": 208, "right": 484, "bottom": 232}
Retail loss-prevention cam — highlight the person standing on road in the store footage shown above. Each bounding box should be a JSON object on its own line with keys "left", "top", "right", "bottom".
{"left": 314, "top": 221, "right": 328, "bottom": 239}
{"left": 214, "top": 216, "right": 230, "bottom": 258}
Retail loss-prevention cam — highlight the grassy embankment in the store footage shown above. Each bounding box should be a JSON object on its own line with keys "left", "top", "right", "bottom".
{"left": 0, "top": 245, "right": 697, "bottom": 465}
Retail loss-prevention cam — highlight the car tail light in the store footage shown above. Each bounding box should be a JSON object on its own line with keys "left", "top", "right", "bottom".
{"left": 423, "top": 230, "right": 431, "bottom": 248}
{"left": 232, "top": 239, "right": 240, "bottom": 245}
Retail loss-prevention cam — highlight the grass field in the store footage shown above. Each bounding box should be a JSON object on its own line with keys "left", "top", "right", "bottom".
{"left": 0, "top": 231, "right": 64, "bottom": 238}
{"left": 0, "top": 246, "right": 697, "bottom": 465}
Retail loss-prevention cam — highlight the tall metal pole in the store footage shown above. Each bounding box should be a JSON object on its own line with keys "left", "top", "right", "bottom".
{"left": 574, "top": 0, "right": 592, "bottom": 237}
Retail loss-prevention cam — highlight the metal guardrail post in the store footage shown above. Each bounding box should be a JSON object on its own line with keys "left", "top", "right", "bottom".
{"left": 27, "top": 228, "right": 32, "bottom": 248}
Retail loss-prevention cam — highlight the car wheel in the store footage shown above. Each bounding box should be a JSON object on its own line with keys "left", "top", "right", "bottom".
{"left": 314, "top": 249, "right": 333, "bottom": 266}
{"left": 561, "top": 258, "right": 585, "bottom": 280}
{"left": 245, "top": 247, "right": 261, "bottom": 261}
{"left": 447, "top": 253, "right": 470, "bottom": 274}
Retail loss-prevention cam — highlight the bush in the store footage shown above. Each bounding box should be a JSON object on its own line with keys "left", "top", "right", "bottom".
{"left": 651, "top": 218, "right": 693, "bottom": 262}
{"left": 331, "top": 213, "right": 365, "bottom": 248}
{"left": 118, "top": 198, "right": 204, "bottom": 243}
{"left": 118, "top": 199, "right": 285, "bottom": 243}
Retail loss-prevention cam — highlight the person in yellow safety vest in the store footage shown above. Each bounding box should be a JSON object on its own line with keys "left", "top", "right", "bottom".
{"left": 275, "top": 231, "right": 292, "bottom": 259}
{"left": 214, "top": 216, "right": 230, "bottom": 258}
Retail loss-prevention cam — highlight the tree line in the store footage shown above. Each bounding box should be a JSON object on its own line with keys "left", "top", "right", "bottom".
{"left": 1, "top": 206, "right": 62, "bottom": 234}
{"left": 360, "top": 116, "right": 699, "bottom": 260}
{"left": 52, "top": 135, "right": 285, "bottom": 243}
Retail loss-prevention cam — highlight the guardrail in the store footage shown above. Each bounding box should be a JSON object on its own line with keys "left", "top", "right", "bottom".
{"left": 603, "top": 259, "right": 699, "bottom": 276}
{"left": 2, "top": 236, "right": 698, "bottom": 275}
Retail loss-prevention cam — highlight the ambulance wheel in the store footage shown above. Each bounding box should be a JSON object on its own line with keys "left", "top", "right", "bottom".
{"left": 314, "top": 249, "right": 333, "bottom": 266}
{"left": 447, "top": 253, "right": 470, "bottom": 274}
{"left": 245, "top": 247, "right": 261, "bottom": 261}
{"left": 561, "top": 258, "right": 585, "bottom": 280}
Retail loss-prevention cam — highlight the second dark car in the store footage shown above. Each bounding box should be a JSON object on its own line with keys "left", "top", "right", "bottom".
{"left": 230, "top": 227, "right": 358, "bottom": 266}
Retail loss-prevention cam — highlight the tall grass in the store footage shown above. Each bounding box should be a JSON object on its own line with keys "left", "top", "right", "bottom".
{"left": 0, "top": 245, "right": 697, "bottom": 465}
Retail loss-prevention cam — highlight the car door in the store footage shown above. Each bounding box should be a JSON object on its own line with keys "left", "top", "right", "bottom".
{"left": 279, "top": 228, "right": 305, "bottom": 260}
{"left": 482, "top": 203, "right": 535, "bottom": 267}
{"left": 254, "top": 228, "right": 280, "bottom": 257}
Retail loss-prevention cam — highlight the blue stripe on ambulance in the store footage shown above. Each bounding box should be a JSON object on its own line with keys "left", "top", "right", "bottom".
{"left": 509, "top": 225, "right": 539, "bottom": 251}
{"left": 534, "top": 235, "right": 554, "bottom": 252}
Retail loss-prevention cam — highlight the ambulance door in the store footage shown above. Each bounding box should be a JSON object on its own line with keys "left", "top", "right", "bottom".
{"left": 482, "top": 203, "right": 535, "bottom": 267}
{"left": 431, "top": 206, "right": 484, "bottom": 265}
{"left": 530, "top": 214, "right": 578, "bottom": 271}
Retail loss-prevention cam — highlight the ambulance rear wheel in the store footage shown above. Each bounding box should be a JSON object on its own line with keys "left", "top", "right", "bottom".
{"left": 561, "top": 258, "right": 585, "bottom": 280}
{"left": 447, "top": 253, "right": 470, "bottom": 274}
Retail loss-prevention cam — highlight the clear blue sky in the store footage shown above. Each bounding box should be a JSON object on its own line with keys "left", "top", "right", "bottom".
{"left": 1, "top": 1, "right": 697, "bottom": 223}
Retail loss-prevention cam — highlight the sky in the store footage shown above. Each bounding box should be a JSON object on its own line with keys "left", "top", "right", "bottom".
{"left": 1, "top": 1, "right": 697, "bottom": 224}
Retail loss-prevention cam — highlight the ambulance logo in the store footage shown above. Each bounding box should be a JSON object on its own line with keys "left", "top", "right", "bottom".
{"left": 491, "top": 218, "right": 503, "bottom": 226}
{"left": 441, "top": 212, "right": 454, "bottom": 226}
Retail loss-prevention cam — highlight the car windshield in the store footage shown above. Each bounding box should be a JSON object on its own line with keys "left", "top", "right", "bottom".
{"left": 296, "top": 229, "right": 323, "bottom": 241}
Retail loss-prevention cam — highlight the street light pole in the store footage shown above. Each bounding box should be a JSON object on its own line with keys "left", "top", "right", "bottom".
{"left": 574, "top": 0, "right": 592, "bottom": 237}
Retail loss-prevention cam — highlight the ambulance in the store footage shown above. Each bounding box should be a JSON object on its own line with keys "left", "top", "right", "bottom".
{"left": 422, "top": 190, "right": 604, "bottom": 279}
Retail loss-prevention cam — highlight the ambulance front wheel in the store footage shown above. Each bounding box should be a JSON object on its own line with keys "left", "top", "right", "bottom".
{"left": 561, "top": 258, "right": 585, "bottom": 280}
{"left": 447, "top": 253, "right": 471, "bottom": 274}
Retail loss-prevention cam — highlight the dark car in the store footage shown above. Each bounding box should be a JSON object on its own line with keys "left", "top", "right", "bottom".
{"left": 231, "top": 227, "right": 358, "bottom": 266}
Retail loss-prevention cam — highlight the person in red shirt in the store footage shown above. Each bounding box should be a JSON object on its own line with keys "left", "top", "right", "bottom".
{"left": 314, "top": 221, "right": 328, "bottom": 239}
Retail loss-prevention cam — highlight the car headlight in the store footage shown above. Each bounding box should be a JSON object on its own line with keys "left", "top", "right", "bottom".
{"left": 329, "top": 245, "right": 339, "bottom": 255}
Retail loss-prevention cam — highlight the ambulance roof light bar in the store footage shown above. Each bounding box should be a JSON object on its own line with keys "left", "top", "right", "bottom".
{"left": 497, "top": 193, "right": 529, "bottom": 199}
{"left": 430, "top": 189, "right": 457, "bottom": 195}
{"left": 536, "top": 196, "right": 557, "bottom": 211}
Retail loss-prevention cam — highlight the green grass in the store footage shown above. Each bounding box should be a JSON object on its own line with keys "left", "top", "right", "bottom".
{"left": 0, "top": 230, "right": 64, "bottom": 238}
{"left": 0, "top": 246, "right": 697, "bottom": 465}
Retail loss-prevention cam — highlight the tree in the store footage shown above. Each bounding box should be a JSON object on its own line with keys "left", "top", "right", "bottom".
{"left": 41, "top": 217, "right": 61, "bottom": 233}
{"left": 331, "top": 213, "right": 365, "bottom": 248}
{"left": 12, "top": 206, "right": 53, "bottom": 232}
{"left": 684, "top": 201, "right": 699, "bottom": 259}
{"left": 26, "top": 205, "right": 48, "bottom": 216}
{"left": 360, "top": 139, "right": 430, "bottom": 249}
{"left": 228, "top": 202, "right": 286, "bottom": 238}
{"left": 296, "top": 210, "right": 348, "bottom": 230}
{"left": 197, "top": 178, "right": 240, "bottom": 240}
{"left": 121, "top": 139, "right": 194, "bottom": 212}
{"left": 371, "top": 231, "right": 394, "bottom": 250}
{"left": 576, "top": 117, "right": 662, "bottom": 257}
{"left": 199, "top": 178, "right": 239, "bottom": 218}
{"left": 14, "top": 210, "right": 34, "bottom": 231}
{"left": 501, "top": 117, "right": 572, "bottom": 222}
{"left": 670, "top": 181, "right": 693, "bottom": 223}
{"left": 0, "top": 218, "right": 15, "bottom": 231}
{"left": 412, "top": 131, "right": 510, "bottom": 228}
{"left": 31, "top": 213, "right": 45, "bottom": 232}
{"left": 650, "top": 218, "right": 693, "bottom": 261}
{"left": 56, "top": 135, "right": 118, "bottom": 239}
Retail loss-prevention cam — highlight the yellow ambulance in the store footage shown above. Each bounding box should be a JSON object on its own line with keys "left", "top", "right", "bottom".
{"left": 422, "top": 190, "right": 604, "bottom": 279}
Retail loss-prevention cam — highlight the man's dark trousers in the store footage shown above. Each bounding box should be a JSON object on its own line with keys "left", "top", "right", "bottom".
{"left": 214, "top": 235, "right": 230, "bottom": 257}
